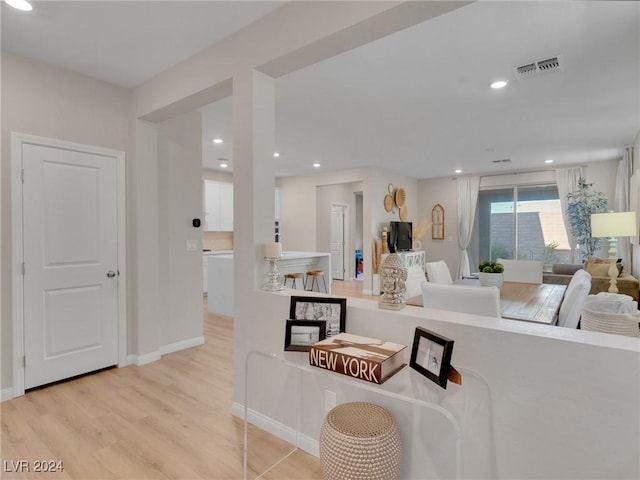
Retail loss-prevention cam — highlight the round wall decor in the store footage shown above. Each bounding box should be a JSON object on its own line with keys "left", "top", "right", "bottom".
{"left": 384, "top": 194, "right": 394, "bottom": 212}
{"left": 394, "top": 188, "right": 406, "bottom": 208}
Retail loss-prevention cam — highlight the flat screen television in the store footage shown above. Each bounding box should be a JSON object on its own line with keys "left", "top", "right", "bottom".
{"left": 388, "top": 221, "right": 412, "bottom": 253}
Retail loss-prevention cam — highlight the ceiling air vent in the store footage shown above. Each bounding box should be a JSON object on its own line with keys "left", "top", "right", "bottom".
{"left": 492, "top": 159, "right": 512, "bottom": 164}
{"left": 514, "top": 56, "right": 563, "bottom": 81}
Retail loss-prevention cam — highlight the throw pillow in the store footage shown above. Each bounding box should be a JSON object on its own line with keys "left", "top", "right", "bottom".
{"left": 584, "top": 257, "right": 623, "bottom": 277}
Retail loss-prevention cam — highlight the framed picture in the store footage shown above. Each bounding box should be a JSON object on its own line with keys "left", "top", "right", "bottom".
{"left": 284, "top": 319, "right": 326, "bottom": 352}
{"left": 289, "top": 296, "right": 346, "bottom": 337}
{"left": 409, "top": 327, "right": 454, "bottom": 389}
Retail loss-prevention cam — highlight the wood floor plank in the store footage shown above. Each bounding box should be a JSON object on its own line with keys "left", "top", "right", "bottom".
{"left": 1, "top": 304, "right": 321, "bottom": 479}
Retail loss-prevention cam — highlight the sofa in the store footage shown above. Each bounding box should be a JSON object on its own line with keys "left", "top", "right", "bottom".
{"left": 543, "top": 261, "right": 639, "bottom": 302}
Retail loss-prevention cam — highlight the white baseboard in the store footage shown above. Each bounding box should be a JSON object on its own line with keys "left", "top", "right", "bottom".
{"left": 127, "top": 336, "right": 205, "bottom": 366}
{"left": 363, "top": 289, "right": 373, "bottom": 295}
{"left": 1, "top": 387, "right": 15, "bottom": 402}
{"left": 135, "top": 351, "right": 162, "bottom": 366}
{"left": 232, "top": 402, "right": 319, "bottom": 458}
{"left": 160, "top": 336, "right": 205, "bottom": 355}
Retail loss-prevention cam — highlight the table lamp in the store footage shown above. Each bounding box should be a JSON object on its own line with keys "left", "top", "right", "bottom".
{"left": 590, "top": 211, "right": 637, "bottom": 293}
{"left": 263, "top": 241, "right": 285, "bottom": 291}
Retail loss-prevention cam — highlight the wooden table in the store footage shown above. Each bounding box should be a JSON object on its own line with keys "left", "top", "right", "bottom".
{"left": 407, "top": 281, "right": 567, "bottom": 325}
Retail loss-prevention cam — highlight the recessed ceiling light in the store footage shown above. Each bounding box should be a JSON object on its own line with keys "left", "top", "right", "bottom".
{"left": 313, "top": 163, "right": 321, "bottom": 168}
{"left": 455, "top": 169, "right": 462, "bottom": 174}
{"left": 490, "top": 80, "right": 508, "bottom": 89}
{"left": 545, "top": 159, "right": 554, "bottom": 164}
{"left": 273, "top": 152, "right": 280, "bottom": 158}
{"left": 212, "top": 138, "right": 223, "bottom": 144}
{"left": 218, "top": 158, "right": 229, "bottom": 168}
{"left": 4, "top": 0, "right": 33, "bottom": 11}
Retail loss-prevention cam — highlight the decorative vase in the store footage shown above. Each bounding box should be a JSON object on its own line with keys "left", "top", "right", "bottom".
{"left": 479, "top": 272, "right": 504, "bottom": 288}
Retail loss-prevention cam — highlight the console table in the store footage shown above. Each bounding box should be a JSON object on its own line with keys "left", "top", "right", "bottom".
{"left": 242, "top": 350, "right": 495, "bottom": 480}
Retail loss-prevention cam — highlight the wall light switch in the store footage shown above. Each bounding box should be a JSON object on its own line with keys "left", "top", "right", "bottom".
{"left": 186, "top": 239, "right": 198, "bottom": 252}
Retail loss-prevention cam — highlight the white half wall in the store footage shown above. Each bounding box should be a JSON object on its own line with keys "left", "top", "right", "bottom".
{"left": 237, "top": 291, "right": 639, "bottom": 479}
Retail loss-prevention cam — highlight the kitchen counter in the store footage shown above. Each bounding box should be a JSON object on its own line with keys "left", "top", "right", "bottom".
{"left": 207, "top": 251, "right": 331, "bottom": 316}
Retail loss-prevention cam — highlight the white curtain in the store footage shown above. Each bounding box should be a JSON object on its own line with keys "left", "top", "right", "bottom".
{"left": 615, "top": 148, "right": 633, "bottom": 269}
{"left": 556, "top": 167, "right": 583, "bottom": 263}
{"left": 456, "top": 176, "right": 480, "bottom": 279}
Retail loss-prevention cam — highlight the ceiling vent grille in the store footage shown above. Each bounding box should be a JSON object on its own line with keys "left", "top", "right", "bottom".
{"left": 514, "top": 56, "right": 563, "bottom": 80}
{"left": 492, "top": 159, "right": 512, "bottom": 164}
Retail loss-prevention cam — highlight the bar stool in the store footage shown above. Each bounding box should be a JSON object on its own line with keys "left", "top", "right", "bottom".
{"left": 306, "top": 270, "right": 327, "bottom": 293}
{"left": 283, "top": 272, "right": 304, "bottom": 290}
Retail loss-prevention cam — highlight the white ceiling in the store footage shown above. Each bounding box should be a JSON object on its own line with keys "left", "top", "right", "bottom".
{"left": 3, "top": 1, "right": 639, "bottom": 180}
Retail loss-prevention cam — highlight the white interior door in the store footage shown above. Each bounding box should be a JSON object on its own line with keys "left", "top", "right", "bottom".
{"left": 331, "top": 205, "right": 346, "bottom": 280}
{"left": 22, "top": 144, "right": 119, "bottom": 389}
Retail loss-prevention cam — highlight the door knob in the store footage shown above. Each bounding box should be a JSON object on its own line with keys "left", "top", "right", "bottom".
{"left": 107, "top": 270, "right": 116, "bottom": 278}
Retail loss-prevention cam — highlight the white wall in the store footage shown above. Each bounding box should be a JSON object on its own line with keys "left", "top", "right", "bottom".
{"left": 157, "top": 112, "right": 204, "bottom": 350}
{"left": 417, "top": 161, "right": 622, "bottom": 276}
{"left": 418, "top": 176, "right": 460, "bottom": 275}
{"left": 633, "top": 131, "right": 640, "bottom": 275}
{"left": 366, "top": 169, "right": 419, "bottom": 293}
{"left": 0, "top": 52, "right": 130, "bottom": 390}
{"left": 276, "top": 168, "right": 369, "bottom": 252}
{"left": 316, "top": 181, "right": 363, "bottom": 279}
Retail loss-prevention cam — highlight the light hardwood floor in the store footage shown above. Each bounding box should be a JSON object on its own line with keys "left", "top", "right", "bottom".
{"left": 329, "top": 279, "right": 367, "bottom": 298}
{"left": 1, "top": 303, "right": 323, "bottom": 480}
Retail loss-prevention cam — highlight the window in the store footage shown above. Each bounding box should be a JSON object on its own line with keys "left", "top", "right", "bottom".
{"left": 470, "top": 184, "right": 570, "bottom": 270}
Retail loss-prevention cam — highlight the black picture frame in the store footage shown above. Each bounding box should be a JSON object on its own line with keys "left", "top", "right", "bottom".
{"left": 289, "top": 296, "right": 346, "bottom": 337}
{"left": 409, "top": 327, "right": 454, "bottom": 389}
{"left": 284, "top": 319, "right": 326, "bottom": 352}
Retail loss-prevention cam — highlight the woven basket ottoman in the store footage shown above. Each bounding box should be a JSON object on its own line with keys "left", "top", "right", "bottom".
{"left": 319, "top": 402, "right": 402, "bottom": 480}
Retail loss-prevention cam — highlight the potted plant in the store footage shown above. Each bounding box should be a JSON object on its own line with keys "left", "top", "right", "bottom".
{"left": 478, "top": 260, "right": 504, "bottom": 288}
{"left": 566, "top": 178, "right": 608, "bottom": 260}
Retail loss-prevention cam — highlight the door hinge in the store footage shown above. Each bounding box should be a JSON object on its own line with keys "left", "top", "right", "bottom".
{"left": 21, "top": 168, "right": 24, "bottom": 184}
{"left": 21, "top": 262, "right": 25, "bottom": 275}
{"left": 22, "top": 356, "right": 26, "bottom": 368}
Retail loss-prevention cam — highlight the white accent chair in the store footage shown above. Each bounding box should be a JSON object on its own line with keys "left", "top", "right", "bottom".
{"left": 405, "top": 265, "right": 427, "bottom": 300}
{"left": 425, "top": 260, "right": 453, "bottom": 284}
{"left": 557, "top": 269, "right": 592, "bottom": 328}
{"left": 421, "top": 282, "right": 501, "bottom": 317}
{"left": 497, "top": 258, "right": 543, "bottom": 284}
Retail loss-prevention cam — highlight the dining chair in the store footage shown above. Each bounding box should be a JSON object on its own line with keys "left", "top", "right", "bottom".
{"left": 557, "top": 269, "right": 592, "bottom": 328}
{"left": 420, "top": 282, "right": 501, "bottom": 317}
{"left": 425, "top": 260, "right": 453, "bottom": 284}
{"left": 497, "top": 258, "right": 543, "bottom": 284}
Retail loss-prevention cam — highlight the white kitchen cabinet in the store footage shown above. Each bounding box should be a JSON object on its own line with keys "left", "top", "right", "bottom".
{"left": 219, "top": 183, "right": 233, "bottom": 231}
{"left": 203, "top": 180, "right": 233, "bottom": 231}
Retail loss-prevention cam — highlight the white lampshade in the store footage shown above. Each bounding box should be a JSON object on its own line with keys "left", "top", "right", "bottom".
{"left": 264, "top": 242, "right": 282, "bottom": 259}
{"left": 591, "top": 212, "right": 637, "bottom": 238}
